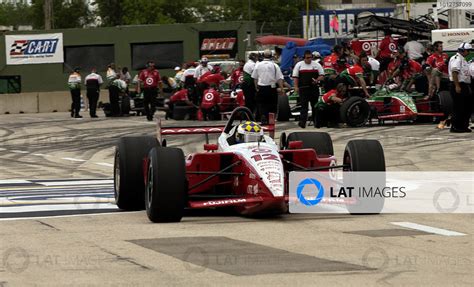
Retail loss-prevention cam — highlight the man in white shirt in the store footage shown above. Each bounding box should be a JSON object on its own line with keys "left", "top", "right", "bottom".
{"left": 448, "top": 42, "right": 472, "bottom": 133}
{"left": 84, "top": 67, "right": 104, "bottom": 118}
{"left": 251, "top": 49, "right": 285, "bottom": 124}
{"left": 194, "top": 57, "right": 213, "bottom": 80}
{"left": 242, "top": 53, "right": 258, "bottom": 114}
{"left": 293, "top": 50, "right": 325, "bottom": 128}
{"left": 403, "top": 35, "right": 425, "bottom": 63}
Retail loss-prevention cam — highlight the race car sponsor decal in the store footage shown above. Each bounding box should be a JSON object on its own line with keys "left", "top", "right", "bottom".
{"left": 201, "top": 38, "right": 236, "bottom": 51}
{"left": 5, "top": 33, "right": 63, "bottom": 65}
{"left": 203, "top": 198, "right": 247, "bottom": 206}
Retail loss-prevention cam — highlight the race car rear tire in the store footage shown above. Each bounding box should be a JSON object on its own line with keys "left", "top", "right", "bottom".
{"left": 146, "top": 147, "right": 186, "bottom": 223}
{"left": 340, "top": 97, "right": 370, "bottom": 127}
{"left": 286, "top": 132, "right": 334, "bottom": 156}
{"left": 438, "top": 91, "right": 453, "bottom": 116}
{"left": 172, "top": 106, "right": 194, "bottom": 121}
{"left": 343, "top": 140, "right": 385, "bottom": 214}
{"left": 277, "top": 94, "right": 291, "bottom": 121}
{"left": 114, "top": 136, "right": 159, "bottom": 210}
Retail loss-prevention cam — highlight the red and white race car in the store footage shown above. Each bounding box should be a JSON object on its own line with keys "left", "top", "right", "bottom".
{"left": 114, "top": 107, "right": 385, "bottom": 222}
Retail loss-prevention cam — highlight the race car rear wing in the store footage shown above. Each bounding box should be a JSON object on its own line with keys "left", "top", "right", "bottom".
{"left": 156, "top": 113, "right": 275, "bottom": 144}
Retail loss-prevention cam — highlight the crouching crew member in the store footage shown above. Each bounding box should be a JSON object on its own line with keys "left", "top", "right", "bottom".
{"left": 337, "top": 52, "right": 371, "bottom": 98}
{"left": 314, "top": 83, "right": 348, "bottom": 128}
{"left": 292, "top": 50, "right": 325, "bottom": 128}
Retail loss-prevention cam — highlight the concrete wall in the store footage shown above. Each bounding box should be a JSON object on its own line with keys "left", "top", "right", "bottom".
{"left": 0, "top": 90, "right": 110, "bottom": 114}
{"left": 0, "top": 21, "right": 256, "bottom": 93}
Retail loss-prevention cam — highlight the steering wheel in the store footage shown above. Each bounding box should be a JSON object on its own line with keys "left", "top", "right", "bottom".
{"left": 224, "top": 107, "right": 256, "bottom": 134}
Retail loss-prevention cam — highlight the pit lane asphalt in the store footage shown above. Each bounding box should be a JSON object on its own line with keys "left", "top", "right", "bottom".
{"left": 0, "top": 112, "right": 472, "bottom": 286}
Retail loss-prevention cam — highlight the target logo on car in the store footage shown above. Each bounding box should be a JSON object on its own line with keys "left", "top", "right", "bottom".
{"left": 362, "top": 42, "right": 372, "bottom": 51}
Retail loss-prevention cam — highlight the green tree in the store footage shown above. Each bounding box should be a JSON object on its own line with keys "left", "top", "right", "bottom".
{"left": 0, "top": 3, "right": 34, "bottom": 29}
{"left": 92, "top": 0, "right": 124, "bottom": 26}
{"left": 93, "top": 0, "right": 201, "bottom": 26}
{"left": 30, "top": 0, "right": 93, "bottom": 29}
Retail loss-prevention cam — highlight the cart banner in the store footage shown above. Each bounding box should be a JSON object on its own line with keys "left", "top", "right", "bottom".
{"left": 5, "top": 33, "right": 63, "bottom": 65}
{"left": 289, "top": 172, "right": 474, "bottom": 214}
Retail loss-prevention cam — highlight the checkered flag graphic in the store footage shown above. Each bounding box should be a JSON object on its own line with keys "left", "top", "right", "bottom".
{"left": 10, "top": 41, "right": 28, "bottom": 55}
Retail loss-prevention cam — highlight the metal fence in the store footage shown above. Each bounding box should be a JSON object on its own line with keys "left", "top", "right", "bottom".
{"left": 258, "top": 20, "right": 303, "bottom": 37}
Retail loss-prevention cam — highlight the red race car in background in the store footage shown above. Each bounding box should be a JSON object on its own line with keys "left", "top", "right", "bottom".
{"left": 114, "top": 107, "right": 386, "bottom": 223}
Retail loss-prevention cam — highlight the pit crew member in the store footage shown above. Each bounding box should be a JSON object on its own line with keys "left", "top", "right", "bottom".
{"left": 448, "top": 43, "right": 472, "bottom": 133}
{"left": 292, "top": 50, "right": 325, "bottom": 128}
{"left": 314, "top": 83, "right": 348, "bottom": 128}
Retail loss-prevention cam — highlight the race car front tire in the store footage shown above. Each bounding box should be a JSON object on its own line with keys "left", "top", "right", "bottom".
{"left": 343, "top": 140, "right": 385, "bottom": 214}
{"left": 114, "top": 136, "right": 159, "bottom": 211}
{"left": 340, "top": 97, "right": 370, "bottom": 127}
{"left": 286, "top": 132, "right": 334, "bottom": 156}
{"left": 146, "top": 147, "right": 186, "bottom": 223}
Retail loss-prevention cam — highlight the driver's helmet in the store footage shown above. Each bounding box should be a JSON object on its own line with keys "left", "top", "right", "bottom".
{"left": 236, "top": 121, "right": 264, "bottom": 143}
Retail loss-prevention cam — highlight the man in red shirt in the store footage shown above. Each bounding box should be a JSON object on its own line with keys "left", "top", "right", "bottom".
{"left": 377, "top": 30, "right": 396, "bottom": 73}
{"left": 323, "top": 45, "right": 345, "bottom": 90}
{"left": 426, "top": 41, "right": 449, "bottom": 97}
{"left": 314, "top": 83, "right": 348, "bottom": 128}
{"left": 167, "top": 89, "right": 197, "bottom": 120}
{"left": 231, "top": 60, "right": 245, "bottom": 89}
{"left": 137, "top": 60, "right": 163, "bottom": 121}
{"left": 388, "top": 50, "right": 422, "bottom": 91}
{"left": 337, "top": 52, "right": 371, "bottom": 98}
{"left": 200, "top": 84, "right": 221, "bottom": 120}
{"left": 198, "top": 70, "right": 226, "bottom": 89}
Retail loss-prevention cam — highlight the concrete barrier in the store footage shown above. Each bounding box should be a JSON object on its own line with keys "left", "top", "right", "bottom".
{"left": 0, "top": 92, "right": 39, "bottom": 114}
{"left": 38, "top": 91, "right": 71, "bottom": 113}
{"left": 0, "top": 89, "right": 112, "bottom": 114}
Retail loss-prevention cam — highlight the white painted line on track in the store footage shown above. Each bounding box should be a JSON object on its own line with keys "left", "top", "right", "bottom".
{"left": 0, "top": 147, "right": 7, "bottom": 151}
{"left": 32, "top": 153, "right": 50, "bottom": 157}
{"left": 10, "top": 150, "right": 29, "bottom": 154}
{"left": 95, "top": 162, "right": 113, "bottom": 167}
{"left": 37, "top": 180, "right": 113, "bottom": 186}
{"left": 0, "top": 211, "right": 140, "bottom": 221}
{"left": 425, "top": 137, "right": 444, "bottom": 140}
{"left": 391, "top": 222, "right": 466, "bottom": 237}
{"left": 61, "top": 157, "right": 86, "bottom": 162}
{"left": 0, "top": 180, "right": 31, "bottom": 184}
